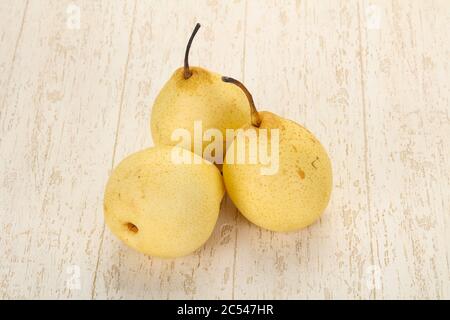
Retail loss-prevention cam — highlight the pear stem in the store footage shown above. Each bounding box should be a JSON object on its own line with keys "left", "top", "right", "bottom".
{"left": 183, "top": 23, "right": 201, "bottom": 79}
{"left": 222, "top": 76, "right": 261, "bottom": 127}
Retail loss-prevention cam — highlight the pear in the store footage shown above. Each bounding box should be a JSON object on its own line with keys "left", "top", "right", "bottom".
{"left": 103, "top": 146, "right": 224, "bottom": 258}
{"left": 151, "top": 24, "right": 250, "bottom": 162}
{"left": 222, "top": 77, "right": 332, "bottom": 232}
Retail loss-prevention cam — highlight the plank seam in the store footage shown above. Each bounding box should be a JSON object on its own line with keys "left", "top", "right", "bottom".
{"left": 356, "top": 0, "right": 378, "bottom": 299}
{"left": 90, "top": 0, "right": 139, "bottom": 299}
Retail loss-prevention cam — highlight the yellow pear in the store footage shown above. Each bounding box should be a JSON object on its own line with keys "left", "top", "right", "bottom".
{"left": 222, "top": 77, "right": 332, "bottom": 232}
{"left": 103, "top": 146, "right": 224, "bottom": 258}
{"left": 151, "top": 24, "right": 250, "bottom": 162}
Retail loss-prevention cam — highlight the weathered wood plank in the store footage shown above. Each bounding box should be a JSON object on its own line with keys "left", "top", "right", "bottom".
{"left": 92, "top": 0, "right": 247, "bottom": 299}
{"left": 0, "top": 0, "right": 28, "bottom": 107}
{"left": 233, "top": 0, "right": 374, "bottom": 299}
{"left": 0, "top": 0, "right": 136, "bottom": 298}
{"left": 0, "top": 0, "right": 449, "bottom": 299}
{"left": 358, "top": 0, "right": 450, "bottom": 299}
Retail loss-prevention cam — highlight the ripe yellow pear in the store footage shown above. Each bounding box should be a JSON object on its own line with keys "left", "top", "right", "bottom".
{"left": 151, "top": 24, "right": 250, "bottom": 161}
{"left": 222, "top": 77, "right": 332, "bottom": 232}
{"left": 103, "top": 146, "right": 224, "bottom": 258}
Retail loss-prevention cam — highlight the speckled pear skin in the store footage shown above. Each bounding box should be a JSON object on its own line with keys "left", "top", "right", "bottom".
{"left": 103, "top": 146, "right": 225, "bottom": 258}
{"left": 151, "top": 67, "right": 251, "bottom": 159}
{"left": 223, "top": 111, "right": 332, "bottom": 232}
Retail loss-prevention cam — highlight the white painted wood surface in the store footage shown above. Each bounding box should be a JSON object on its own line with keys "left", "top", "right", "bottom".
{"left": 0, "top": 0, "right": 449, "bottom": 299}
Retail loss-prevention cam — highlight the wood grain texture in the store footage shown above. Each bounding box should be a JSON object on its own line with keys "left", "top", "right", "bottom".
{"left": 92, "top": 0, "right": 247, "bottom": 300}
{"left": 0, "top": 0, "right": 136, "bottom": 299}
{"left": 235, "top": 0, "right": 374, "bottom": 300}
{"left": 359, "top": 0, "right": 450, "bottom": 299}
{"left": 0, "top": 0, "right": 449, "bottom": 299}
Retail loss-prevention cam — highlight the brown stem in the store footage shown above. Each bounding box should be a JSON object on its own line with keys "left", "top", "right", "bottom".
{"left": 183, "top": 23, "right": 201, "bottom": 79}
{"left": 222, "top": 76, "right": 261, "bottom": 127}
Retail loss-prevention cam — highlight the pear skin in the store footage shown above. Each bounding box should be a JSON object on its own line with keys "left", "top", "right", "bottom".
{"left": 104, "top": 146, "right": 224, "bottom": 258}
{"left": 223, "top": 112, "right": 332, "bottom": 232}
{"left": 151, "top": 66, "right": 250, "bottom": 160}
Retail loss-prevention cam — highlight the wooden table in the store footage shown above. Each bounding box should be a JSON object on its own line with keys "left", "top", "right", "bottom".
{"left": 1, "top": 0, "right": 449, "bottom": 299}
